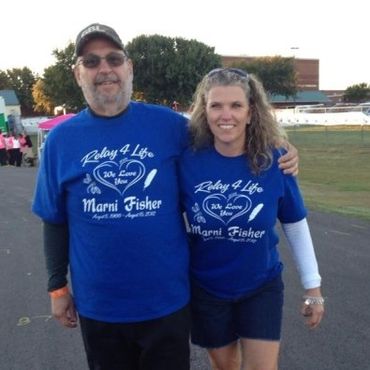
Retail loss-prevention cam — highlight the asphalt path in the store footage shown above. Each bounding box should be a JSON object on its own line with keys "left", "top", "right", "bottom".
{"left": 1, "top": 166, "right": 369, "bottom": 370}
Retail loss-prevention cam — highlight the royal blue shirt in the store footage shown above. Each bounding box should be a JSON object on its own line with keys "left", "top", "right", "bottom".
{"left": 32, "top": 102, "right": 190, "bottom": 322}
{"left": 179, "top": 147, "right": 307, "bottom": 299}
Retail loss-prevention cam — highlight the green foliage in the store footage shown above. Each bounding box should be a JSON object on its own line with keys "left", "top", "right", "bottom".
{"left": 41, "top": 43, "right": 85, "bottom": 112}
{"left": 0, "top": 70, "right": 11, "bottom": 89}
{"left": 0, "top": 67, "right": 37, "bottom": 115}
{"left": 126, "top": 35, "right": 221, "bottom": 106}
{"left": 231, "top": 56, "right": 297, "bottom": 97}
{"left": 343, "top": 83, "right": 370, "bottom": 103}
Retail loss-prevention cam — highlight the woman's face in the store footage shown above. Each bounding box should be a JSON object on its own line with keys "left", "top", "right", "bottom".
{"left": 205, "top": 85, "right": 251, "bottom": 156}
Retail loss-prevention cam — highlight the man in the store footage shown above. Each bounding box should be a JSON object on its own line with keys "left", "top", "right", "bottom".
{"left": 32, "top": 23, "right": 298, "bottom": 370}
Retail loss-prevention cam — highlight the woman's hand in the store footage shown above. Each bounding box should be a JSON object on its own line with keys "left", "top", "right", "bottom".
{"left": 301, "top": 287, "right": 325, "bottom": 329}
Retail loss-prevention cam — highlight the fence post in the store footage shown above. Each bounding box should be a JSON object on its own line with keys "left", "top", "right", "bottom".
{"left": 361, "top": 125, "right": 364, "bottom": 144}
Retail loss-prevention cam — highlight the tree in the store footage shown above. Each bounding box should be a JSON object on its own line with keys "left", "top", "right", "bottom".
{"left": 230, "top": 56, "right": 297, "bottom": 97}
{"left": 0, "top": 70, "right": 11, "bottom": 89}
{"left": 343, "top": 83, "right": 370, "bottom": 103}
{"left": 40, "top": 43, "right": 85, "bottom": 112}
{"left": 126, "top": 35, "right": 221, "bottom": 106}
{"left": 3, "top": 67, "right": 37, "bottom": 116}
{"left": 32, "top": 79, "right": 54, "bottom": 114}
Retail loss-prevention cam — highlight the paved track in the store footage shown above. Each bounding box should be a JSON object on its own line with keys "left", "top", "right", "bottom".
{"left": 1, "top": 167, "right": 369, "bottom": 370}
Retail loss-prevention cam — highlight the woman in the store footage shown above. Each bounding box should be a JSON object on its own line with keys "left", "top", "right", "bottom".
{"left": 0, "top": 129, "right": 7, "bottom": 166}
{"left": 179, "top": 68, "right": 324, "bottom": 370}
{"left": 19, "top": 133, "right": 35, "bottom": 166}
{"left": 5, "top": 132, "right": 15, "bottom": 166}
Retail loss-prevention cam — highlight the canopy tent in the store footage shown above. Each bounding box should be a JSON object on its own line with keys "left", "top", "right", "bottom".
{"left": 38, "top": 113, "right": 75, "bottom": 130}
{"left": 37, "top": 113, "right": 75, "bottom": 161}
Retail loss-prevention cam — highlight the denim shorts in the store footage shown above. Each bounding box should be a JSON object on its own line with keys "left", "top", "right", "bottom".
{"left": 190, "top": 274, "right": 284, "bottom": 348}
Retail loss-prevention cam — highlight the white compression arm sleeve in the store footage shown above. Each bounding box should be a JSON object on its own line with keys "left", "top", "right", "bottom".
{"left": 281, "top": 218, "right": 321, "bottom": 289}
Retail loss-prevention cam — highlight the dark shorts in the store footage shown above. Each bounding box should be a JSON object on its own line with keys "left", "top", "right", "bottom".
{"left": 190, "top": 275, "right": 284, "bottom": 348}
{"left": 79, "top": 305, "right": 190, "bottom": 370}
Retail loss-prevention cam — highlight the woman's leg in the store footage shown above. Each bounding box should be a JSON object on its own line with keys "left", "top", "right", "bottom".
{"left": 207, "top": 340, "right": 241, "bottom": 370}
{"left": 240, "top": 338, "right": 280, "bottom": 370}
{"left": 236, "top": 276, "right": 284, "bottom": 370}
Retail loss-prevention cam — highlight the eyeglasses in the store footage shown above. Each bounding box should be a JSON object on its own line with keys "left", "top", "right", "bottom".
{"left": 207, "top": 68, "right": 249, "bottom": 79}
{"left": 78, "top": 52, "right": 126, "bottom": 69}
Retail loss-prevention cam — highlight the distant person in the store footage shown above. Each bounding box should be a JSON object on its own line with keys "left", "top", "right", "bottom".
{"left": 14, "top": 114, "right": 24, "bottom": 135}
{"left": 5, "top": 132, "right": 16, "bottom": 166}
{"left": 0, "top": 129, "right": 7, "bottom": 166}
{"left": 179, "top": 68, "right": 324, "bottom": 370}
{"left": 12, "top": 134, "right": 22, "bottom": 167}
{"left": 18, "top": 133, "right": 27, "bottom": 165}
{"left": 32, "top": 23, "right": 299, "bottom": 370}
{"left": 172, "top": 100, "right": 179, "bottom": 111}
{"left": 7, "top": 114, "right": 15, "bottom": 133}
{"left": 19, "top": 133, "right": 35, "bottom": 166}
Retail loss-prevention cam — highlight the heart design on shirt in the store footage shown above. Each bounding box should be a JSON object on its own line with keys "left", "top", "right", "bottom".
{"left": 93, "top": 159, "right": 145, "bottom": 196}
{"left": 202, "top": 193, "right": 252, "bottom": 224}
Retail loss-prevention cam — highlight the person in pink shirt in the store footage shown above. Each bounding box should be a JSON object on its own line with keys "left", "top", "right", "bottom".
{"left": 0, "top": 129, "right": 7, "bottom": 166}
{"left": 5, "top": 132, "right": 15, "bottom": 165}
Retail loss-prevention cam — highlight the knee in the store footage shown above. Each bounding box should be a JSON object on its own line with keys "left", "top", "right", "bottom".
{"left": 209, "top": 352, "right": 241, "bottom": 370}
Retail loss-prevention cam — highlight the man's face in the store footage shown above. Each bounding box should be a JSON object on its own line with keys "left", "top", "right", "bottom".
{"left": 74, "top": 38, "right": 133, "bottom": 116}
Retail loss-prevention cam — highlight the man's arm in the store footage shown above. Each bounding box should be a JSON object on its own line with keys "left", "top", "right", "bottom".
{"left": 43, "top": 222, "right": 69, "bottom": 291}
{"left": 278, "top": 141, "right": 299, "bottom": 176}
{"left": 43, "top": 222, "right": 77, "bottom": 328}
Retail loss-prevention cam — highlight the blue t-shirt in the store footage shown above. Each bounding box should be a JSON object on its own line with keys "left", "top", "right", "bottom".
{"left": 32, "top": 102, "right": 190, "bottom": 322}
{"left": 179, "top": 147, "right": 307, "bottom": 299}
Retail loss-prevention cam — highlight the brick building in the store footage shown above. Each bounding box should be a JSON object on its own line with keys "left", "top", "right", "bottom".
{"left": 222, "top": 56, "right": 319, "bottom": 91}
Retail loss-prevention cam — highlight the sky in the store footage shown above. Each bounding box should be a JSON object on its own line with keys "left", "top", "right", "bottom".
{"left": 1, "top": 0, "right": 369, "bottom": 90}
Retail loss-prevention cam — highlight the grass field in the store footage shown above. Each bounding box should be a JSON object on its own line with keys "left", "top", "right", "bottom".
{"left": 30, "top": 125, "right": 370, "bottom": 222}
{"left": 286, "top": 125, "right": 370, "bottom": 221}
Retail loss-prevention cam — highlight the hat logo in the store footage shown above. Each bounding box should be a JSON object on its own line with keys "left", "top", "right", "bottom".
{"left": 81, "top": 25, "right": 102, "bottom": 38}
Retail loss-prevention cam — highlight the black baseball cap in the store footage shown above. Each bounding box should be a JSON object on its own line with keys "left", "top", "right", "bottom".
{"left": 75, "top": 23, "right": 126, "bottom": 57}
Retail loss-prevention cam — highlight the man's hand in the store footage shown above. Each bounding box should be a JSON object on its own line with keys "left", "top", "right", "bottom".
{"left": 278, "top": 141, "right": 299, "bottom": 176}
{"left": 51, "top": 293, "right": 78, "bottom": 328}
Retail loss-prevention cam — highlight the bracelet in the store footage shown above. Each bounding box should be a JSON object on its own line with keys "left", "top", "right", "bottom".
{"left": 49, "top": 286, "right": 69, "bottom": 299}
{"left": 303, "top": 295, "right": 325, "bottom": 305}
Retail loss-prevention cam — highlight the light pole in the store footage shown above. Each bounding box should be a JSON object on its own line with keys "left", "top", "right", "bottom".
{"left": 290, "top": 46, "right": 300, "bottom": 57}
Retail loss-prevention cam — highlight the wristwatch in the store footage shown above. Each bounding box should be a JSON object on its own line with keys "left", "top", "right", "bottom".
{"left": 303, "top": 295, "right": 325, "bottom": 305}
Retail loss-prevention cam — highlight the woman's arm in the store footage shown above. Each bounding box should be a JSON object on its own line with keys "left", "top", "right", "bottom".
{"left": 282, "top": 218, "right": 324, "bottom": 328}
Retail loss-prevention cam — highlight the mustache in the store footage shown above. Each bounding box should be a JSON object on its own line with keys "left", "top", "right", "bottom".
{"left": 95, "top": 74, "right": 120, "bottom": 85}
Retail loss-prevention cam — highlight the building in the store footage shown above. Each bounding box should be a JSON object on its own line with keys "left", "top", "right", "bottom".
{"left": 0, "top": 90, "right": 22, "bottom": 133}
{"left": 221, "top": 56, "right": 334, "bottom": 107}
{"left": 0, "top": 96, "right": 6, "bottom": 132}
{"left": 320, "top": 90, "right": 344, "bottom": 105}
{"left": 270, "top": 91, "right": 331, "bottom": 108}
{"left": 222, "top": 56, "right": 319, "bottom": 91}
{"left": 0, "top": 90, "right": 21, "bottom": 117}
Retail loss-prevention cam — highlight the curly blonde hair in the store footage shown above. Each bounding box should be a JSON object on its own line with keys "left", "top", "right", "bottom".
{"left": 189, "top": 68, "right": 286, "bottom": 173}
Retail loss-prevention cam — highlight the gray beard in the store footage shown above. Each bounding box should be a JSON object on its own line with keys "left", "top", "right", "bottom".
{"left": 83, "top": 82, "right": 133, "bottom": 115}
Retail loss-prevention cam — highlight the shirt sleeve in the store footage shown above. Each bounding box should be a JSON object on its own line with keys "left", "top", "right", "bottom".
{"left": 31, "top": 130, "right": 67, "bottom": 223}
{"left": 43, "top": 222, "right": 69, "bottom": 291}
{"left": 278, "top": 173, "right": 307, "bottom": 223}
{"left": 281, "top": 218, "right": 322, "bottom": 289}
